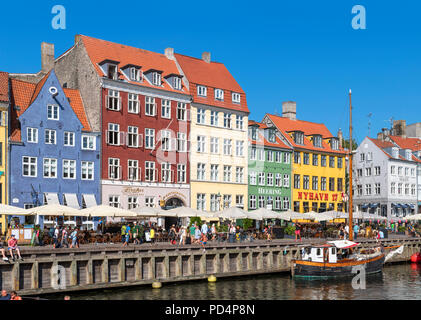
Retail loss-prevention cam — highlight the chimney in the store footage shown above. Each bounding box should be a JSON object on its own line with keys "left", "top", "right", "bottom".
{"left": 41, "top": 42, "right": 55, "bottom": 73}
{"left": 75, "top": 35, "right": 82, "bottom": 45}
{"left": 202, "top": 52, "right": 211, "bottom": 63}
{"left": 282, "top": 101, "right": 297, "bottom": 120}
{"left": 165, "top": 47, "right": 175, "bottom": 60}
{"left": 393, "top": 120, "right": 406, "bottom": 138}
{"left": 337, "top": 128, "right": 343, "bottom": 148}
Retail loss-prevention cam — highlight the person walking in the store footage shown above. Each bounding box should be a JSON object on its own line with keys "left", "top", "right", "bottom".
{"left": 201, "top": 222, "right": 208, "bottom": 236}
{"left": 61, "top": 227, "right": 69, "bottom": 248}
{"left": 353, "top": 224, "right": 360, "bottom": 240}
{"left": 194, "top": 225, "right": 202, "bottom": 244}
{"left": 69, "top": 228, "right": 79, "bottom": 249}
{"left": 179, "top": 226, "right": 187, "bottom": 245}
{"left": 123, "top": 224, "right": 131, "bottom": 247}
{"left": 229, "top": 224, "right": 236, "bottom": 243}
{"left": 211, "top": 223, "right": 217, "bottom": 241}
{"left": 121, "top": 224, "right": 127, "bottom": 244}
{"left": 344, "top": 224, "right": 349, "bottom": 240}
{"left": 295, "top": 223, "right": 302, "bottom": 242}
{"left": 53, "top": 226, "right": 60, "bottom": 249}
{"left": 150, "top": 226, "right": 155, "bottom": 245}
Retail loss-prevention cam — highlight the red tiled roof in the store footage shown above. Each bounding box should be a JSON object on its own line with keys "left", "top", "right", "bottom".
{"left": 174, "top": 53, "right": 249, "bottom": 113}
{"left": 248, "top": 121, "right": 292, "bottom": 150}
{"left": 368, "top": 137, "right": 421, "bottom": 163}
{"left": 389, "top": 136, "right": 421, "bottom": 152}
{"left": 0, "top": 72, "right": 9, "bottom": 102}
{"left": 78, "top": 35, "right": 188, "bottom": 95}
{"left": 266, "top": 114, "right": 347, "bottom": 155}
{"left": 10, "top": 76, "right": 91, "bottom": 142}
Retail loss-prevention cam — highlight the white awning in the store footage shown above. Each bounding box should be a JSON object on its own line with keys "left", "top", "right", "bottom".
{"left": 82, "top": 194, "right": 97, "bottom": 208}
{"left": 44, "top": 193, "right": 60, "bottom": 205}
{"left": 64, "top": 193, "right": 80, "bottom": 209}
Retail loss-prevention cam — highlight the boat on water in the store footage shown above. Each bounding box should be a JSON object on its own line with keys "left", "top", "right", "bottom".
{"left": 292, "top": 240, "right": 385, "bottom": 279}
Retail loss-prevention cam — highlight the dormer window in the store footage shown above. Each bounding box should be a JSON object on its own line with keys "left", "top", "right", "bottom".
{"left": 215, "top": 89, "right": 224, "bottom": 101}
{"left": 232, "top": 92, "right": 241, "bottom": 104}
{"left": 108, "top": 64, "right": 118, "bottom": 80}
{"left": 268, "top": 129, "right": 276, "bottom": 143}
{"left": 405, "top": 149, "right": 412, "bottom": 161}
{"left": 392, "top": 147, "right": 399, "bottom": 159}
{"left": 130, "top": 67, "right": 142, "bottom": 82}
{"left": 197, "top": 85, "right": 207, "bottom": 97}
{"left": 250, "top": 127, "right": 258, "bottom": 141}
{"left": 152, "top": 72, "right": 161, "bottom": 86}
{"left": 313, "top": 135, "right": 322, "bottom": 148}
{"left": 331, "top": 138, "right": 339, "bottom": 151}
{"left": 293, "top": 131, "right": 304, "bottom": 145}
{"left": 173, "top": 77, "right": 182, "bottom": 90}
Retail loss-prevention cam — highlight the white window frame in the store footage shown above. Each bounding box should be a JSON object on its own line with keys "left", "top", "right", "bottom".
{"left": 45, "top": 129, "right": 56, "bottom": 145}
{"left": 43, "top": 158, "right": 57, "bottom": 179}
{"left": 81, "top": 161, "right": 94, "bottom": 181}
{"left": 81, "top": 135, "right": 96, "bottom": 150}
{"left": 47, "top": 104, "right": 59, "bottom": 120}
{"left": 64, "top": 131, "right": 75, "bottom": 147}
{"left": 161, "top": 99, "right": 171, "bottom": 119}
{"left": 145, "top": 96, "right": 156, "bottom": 116}
{"left": 107, "top": 90, "right": 120, "bottom": 111}
{"left": 215, "top": 88, "right": 224, "bottom": 101}
{"left": 197, "top": 85, "right": 207, "bottom": 97}
{"left": 108, "top": 158, "right": 120, "bottom": 180}
{"left": 128, "top": 159, "right": 140, "bottom": 181}
{"left": 145, "top": 128, "right": 155, "bottom": 149}
{"left": 128, "top": 93, "right": 140, "bottom": 114}
{"left": 22, "top": 156, "right": 37, "bottom": 177}
{"left": 63, "top": 159, "right": 76, "bottom": 180}
{"left": 177, "top": 164, "right": 186, "bottom": 183}
{"left": 27, "top": 127, "right": 38, "bottom": 143}
{"left": 232, "top": 92, "right": 241, "bottom": 104}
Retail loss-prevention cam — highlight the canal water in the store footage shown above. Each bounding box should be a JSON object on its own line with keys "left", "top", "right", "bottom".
{"left": 47, "top": 263, "right": 421, "bottom": 300}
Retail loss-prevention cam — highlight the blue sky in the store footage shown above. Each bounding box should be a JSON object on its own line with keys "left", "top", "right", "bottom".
{"left": 1, "top": 0, "right": 420, "bottom": 144}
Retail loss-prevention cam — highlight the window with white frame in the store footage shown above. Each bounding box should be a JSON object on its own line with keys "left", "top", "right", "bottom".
{"left": 258, "top": 149, "right": 264, "bottom": 161}
{"left": 197, "top": 85, "right": 207, "bottom": 97}
{"left": 258, "top": 172, "right": 265, "bottom": 185}
{"left": 223, "top": 113, "right": 231, "bottom": 128}
{"left": 412, "top": 184, "right": 416, "bottom": 196}
{"left": 249, "top": 195, "right": 256, "bottom": 209}
{"left": 128, "top": 160, "right": 139, "bottom": 181}
{"left": 283, "top": 197, "right": 290, "bottom": 210}
{"left": 210, "top": 164, "right": 219, "bottom": 181}
{"left": 283, "top": 152, "right": 290, "bottom": 164}
{"left": 64, "top": 131, "right": 75, "bottom": 147}
{"left": 128, "top": 196, "right": 139, "bottom": 210}
{"left": 81, "top": 161, "right": 94, "bottom": 180}
{"left": 145, "top": 128, "right": 155, "bottom": 149}
{"left": 145, "top": 161, "right": 156, "bottom": 182}
{"left": 275, "top": 173, "right": 282, "bottom": 187}
{"left": 236, "top": 115, "right": 243, "bottom": 130}
{"left": 27, "top": 127, "right": 38, "bottom": 143}
{"left": 210, "top": 110, "right": 218, "bottom": 126}
{"left": 47, "top": 105, "right": 59, "bottom": 120}
{"left": 215, "top": 89, "right": 224, "bottom": 101}
{"left": 405, "top": 167, "right": 409, "bottom": 176}
{"left": 397, "top": 183, "right": 402, "bottom": 194}
{"left": 43, "top": 158, "right": 57, "bottom": 178}
{"left": 398, "top": 167, "right": 403, "bottom": 176}
{"left": 250, "top": 148, "right": 257, "bottom": 160}
{"left": 391, "top": 166, "right": 396, "bottom": 175}
{"left": 405, "top": 183, "right": 410, "bottom": 195}
{"left": 365, "top": 167, "right": 371, "bottom": 176}
{"left": 283, "top": 174, "right": 290, "bottom": 188}
{"left": 81, "top": 135, "right": 96, "bottom": 150}
{"left": 177, "top": 132, "right": 187, "bottom": 152}
{"left": 197, "top": 108, "right": 206, "bottom": 124}
{"left": 107, "top": 90, "right": 120, "bottom": 110}
{"left": 22, "top": 156, "right": 37, "bottom": 177}
{"left": 130, "top": 68, "right": 141, "bottom": 82}
{"left": 365, "top": 184, "right": 372, "bottom": 195}
{"left": 223, "top": 165, "right": 231, "bottom": 182}
{"left": 145, "top": 96, "right": 156, "bottom": 116}
{"left": 161, "top": 130, "right": 171, "bottom": 151}
{"left": 258, "top": 196, "right": 265, "bottom": 208}
{"left": 128, "top": 93, "right": 139, "bottom": 114}
{"left": 161, "top": 99, "right": 171, "bottom": 119}
{"left": 145, "top": 197, "right": 155, "bottom": 207}
{"left": 275, "top": 151, "right": 282, "bottom": 163}
{"left": 197, "top": 163, "right": 206, "bottom": 180}
{"left": 236, "top": 141, "right": 244, "bottom": 156}
{"left": 236, "top": 195, "right": 244, "bottom": 208}
{"left": 210, "top": 194, "right": 219, "bottom": 212}
{"left": 107, "top": 123, "right": 120, "bottom": 146}
{"left": 267, "top": 173, "right": 274, "bottom": 186}
{"left": 236, "top": 167, "right": 244, "bottom": 183}
{"left": 391, "top": 182, "right": 396, "bottom": 194}
{"left": 63, "top": 159, "right": 76, "bottom": 179}
{"left": 161, "top": 162, "right": 172, "bottom": 183}
{"left": 109, "top": 195, "right": 120, "bottom": 208}
{"left": 223, "top": 194, "right": 231, "bottom": 209}
{"left": 210, "top": 137, "right": 219, "bottom": 154}
{"left": 173, "top": 77, "right": 182, "bottom": 90}
{"left": 274, "top": 197, "right": 282, "bottom": 210}
{"left": 232, "top": 92, "right": 241, "bottom": 104}
{"left": 127, "top": 126, "right": 139, "bottom": 148}
{"left": 152, "top": 72, "right": 161, "bottom": 86}
{"left": 197, "top": 194, "right": 206, "bottom": 210}
{"left": 249, "top": 172, "right": 257, "bottom": 185}
{"left": 223, "top": 139, "right": 232, "bottom": 155}
{"left": 411, "top": 168, "right": 416, "bottom": 176}
{"left": 197, "top": 135, "right": 206, "bottom": 153}
{"left": 375, "top": 183, "right": 381, "bottom": 195}
{"left": 267, "top": 150, "right": 274, "bottom": 162}
{"left": 177, "top": 164, "right": 186, "bottom": 183}
{"left": 45, "top": 129, "right": 56, "bottom": 145}
{"left": 108, "top": 158, "right": 120, "bottom": 180}
{"left": 108, "top": 64, "right": 118, "bottom": 80}
{"left": 177, "top": 102, "right": 187, "bottom": 121}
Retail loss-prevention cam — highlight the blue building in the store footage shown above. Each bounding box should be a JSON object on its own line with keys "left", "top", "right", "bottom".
{"left": 9, "top": 70, "right": 101, "bottom": 228}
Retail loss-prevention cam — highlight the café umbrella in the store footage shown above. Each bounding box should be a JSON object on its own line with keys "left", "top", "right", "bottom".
{"left": 130, "top": 206, "right": 161, "bottom": 217}
{"left": 165, "top": 206, "right": 204, "bottom": 218}
{"left": 251, "top": 208, "right": 289, "bottom": 220}
{"left": 0, "top": 204, "right": 32, "bottom": 215}
{"left": 28, "top": 204, "right": 83, "bottom": 217}
{"left": 218, "top": 207, "right": 248, "bottom": 220}
{"left": 80, "top": 205, "right": 137, "bottom": 218}
{"left": 406, "top": 214, "right": 421, "bottom": 221}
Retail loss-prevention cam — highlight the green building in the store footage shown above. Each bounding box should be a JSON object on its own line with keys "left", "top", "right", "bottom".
{"left": 248, "top": 121, "right": 293, "bottom": 211}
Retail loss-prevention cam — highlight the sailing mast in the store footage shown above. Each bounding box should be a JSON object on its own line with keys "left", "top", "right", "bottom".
{"left": 349, "top": 89, "right": 353, "bottom": 241}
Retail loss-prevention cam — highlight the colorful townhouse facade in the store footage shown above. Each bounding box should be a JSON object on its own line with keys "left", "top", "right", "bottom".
{"left": 353, "top": 136, "right": 419, "bottom": 220}
{"left": 174, "top": 52, "right": 249, "bottom": 211}
{"left": 0, "top": 72, "right": 9, "bottom": 232}
{"left": 54, "top": 35, "right": 191, "bottom": 210}
{"left": 248, "top": 121, "right": 293, "bottom": 211}
{"left": 262, "top": 102, "right": 347, "bottom": 214}
{"left": 8, "top": 70, "right": 101, "bottom": 226}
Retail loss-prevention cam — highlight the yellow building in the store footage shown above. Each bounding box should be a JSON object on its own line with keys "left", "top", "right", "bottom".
{"left": 0, "top": 72, "right": 9, "bottom": 233}
{"left": 263, "top": 104, "right": 347, "bottom": 213}
{"left": 174, "top": 53, "right": 249, "bottom": 211}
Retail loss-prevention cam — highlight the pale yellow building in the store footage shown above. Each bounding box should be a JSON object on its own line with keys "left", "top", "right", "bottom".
{"left": 174, "top": 52, "right": 249, "bottom": 212}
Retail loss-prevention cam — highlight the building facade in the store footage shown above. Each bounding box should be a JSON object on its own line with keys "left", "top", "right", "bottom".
{"left": 353, "top": 137, "right": 418, "bottom": 220}
{"left": 0, "top": 72, "right": 9, "bottom": 232}
{"left": 248, "top": 121, "right": 292, "bottom": 212}
{"left": 9, "top": 70, "right": 100, "bottom": 225}
{"left": 55, "top": 35, "right": 191, "bottom": 210}
{"left": 263, "top": 102, "right": 347, "bottom": 214}
{"left": 174, "top": 52, "right": 249, "bottom": 211}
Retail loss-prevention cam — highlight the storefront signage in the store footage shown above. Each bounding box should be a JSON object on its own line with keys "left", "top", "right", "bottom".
{"left": 122, "top": 187, "right": 145, "bottom": 195}
{"left": 297, "top": 192, "right": 341, "bottom": 202}
{"left": 163, "top": 192, "right": 187, "bottom": 201}
{"left": 257, "top": 188, "right": 284, "bottom": 195}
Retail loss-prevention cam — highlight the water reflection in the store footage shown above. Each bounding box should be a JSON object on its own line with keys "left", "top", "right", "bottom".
{"left": 46, "top": 263, "right": 421, "bottom": 300}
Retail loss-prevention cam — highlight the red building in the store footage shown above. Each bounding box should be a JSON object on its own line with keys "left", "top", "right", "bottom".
{"left": 55, "top": 35, "right": 191, "bottom": 210}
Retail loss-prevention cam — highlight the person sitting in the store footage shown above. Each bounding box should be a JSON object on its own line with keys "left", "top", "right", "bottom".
{"left": 8, "top": 235, "right": 22, "bottom": 261}
{"left": 200, "top": 232, "right": 208, "bottom": 252}
{"left": 0, "top": 239, "right": 8, "bottom": 261}
{"left": 0, "top": 290, "right": 10, "bottom": 300}
{"left": 10, "top": 291, "right": 22, "bottom": 300}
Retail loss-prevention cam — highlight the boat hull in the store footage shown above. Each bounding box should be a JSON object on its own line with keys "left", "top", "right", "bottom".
{"left": 293, "top": 254, "right": 385, "bottom": 279}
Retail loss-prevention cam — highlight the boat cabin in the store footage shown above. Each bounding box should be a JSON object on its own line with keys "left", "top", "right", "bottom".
{"left": 300, "top": 240, "right": 359, "bottom": 264}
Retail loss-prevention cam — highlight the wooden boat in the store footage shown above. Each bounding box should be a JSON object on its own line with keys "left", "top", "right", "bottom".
{"left": 292, "top": 240, "right": 385, "bottom": 279}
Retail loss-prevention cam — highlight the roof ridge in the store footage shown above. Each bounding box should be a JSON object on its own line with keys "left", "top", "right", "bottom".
{"left": 267, "top": 113, "right": 327, "bottom": 127}
{"left": 174, "top": 52, "right": 224, "bottom": 65}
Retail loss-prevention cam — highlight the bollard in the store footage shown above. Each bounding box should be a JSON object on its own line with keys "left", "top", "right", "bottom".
{"left": 152, "top": 281, "right": 162, "bottom": 289}
{"left": 208, "top": 275, "right": 217, "bottom": 283}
